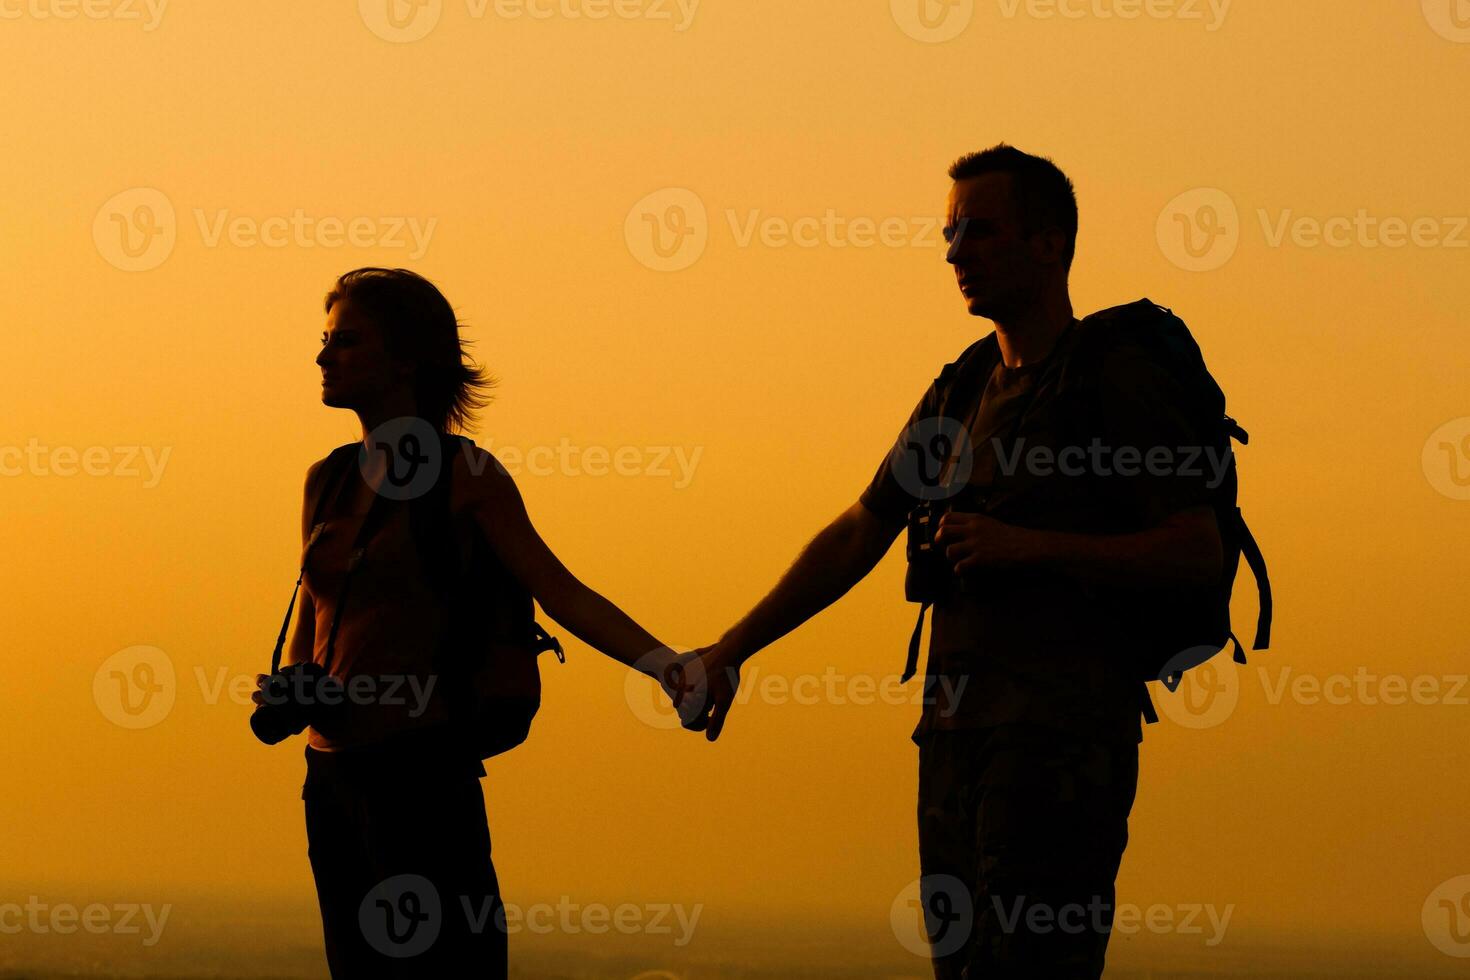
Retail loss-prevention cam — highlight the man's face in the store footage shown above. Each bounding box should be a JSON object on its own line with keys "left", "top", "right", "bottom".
{"left": 944, "top": 172, "right": 1058, "bottom": 320}
{"left": 316, "top": 299, "right": 412, "bottom": 410}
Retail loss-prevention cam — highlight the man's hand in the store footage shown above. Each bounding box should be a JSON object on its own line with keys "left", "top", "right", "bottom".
{"left": 638, "top": 648, "right": 709, "bottom": 728}
{"left": 674, "top": 641, "right": 743, "bottom": 741}
{"left": 933, "top": 511, "right": 1038, "bottom": 575}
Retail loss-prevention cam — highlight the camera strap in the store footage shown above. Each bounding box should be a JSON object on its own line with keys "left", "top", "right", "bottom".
{"left": 901, "top": 337, "right": 1003, "bottom": 683}
{"left": 267, "top": 444, "right": 393, "bottom": 677}
{"left": 269, "top": 522, "right": 327, "bottom": 676}
{"left": 901, "top": 322, "right": 1079, "bottom": 683}
{"left": 319, "top": 461, "right": 396, "bottom": 676}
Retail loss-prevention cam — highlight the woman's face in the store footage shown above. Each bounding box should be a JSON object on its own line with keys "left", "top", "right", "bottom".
{"left": 316, "top": 299, "right": 413, "bottom": 410}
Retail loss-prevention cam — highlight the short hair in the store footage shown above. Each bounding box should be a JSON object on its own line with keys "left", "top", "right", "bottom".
{"left": 948, "top": 143, "right": 1078, "bottom": 271}
{"left": 324, "top": 268, "right": 495, "bottom": 434}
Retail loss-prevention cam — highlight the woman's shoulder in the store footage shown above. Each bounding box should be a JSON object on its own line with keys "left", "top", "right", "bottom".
{"left": 447, "top": 436, "right": 521, "bottom": 516}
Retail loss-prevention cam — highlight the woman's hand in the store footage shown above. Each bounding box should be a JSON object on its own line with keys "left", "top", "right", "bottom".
{"left": 643, "top": 647, "right": 711, "bottom": 729}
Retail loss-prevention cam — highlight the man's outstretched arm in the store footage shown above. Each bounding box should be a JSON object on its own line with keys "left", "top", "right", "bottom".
{"left": 684, "top": 500, "right": 903, "bottom": 740}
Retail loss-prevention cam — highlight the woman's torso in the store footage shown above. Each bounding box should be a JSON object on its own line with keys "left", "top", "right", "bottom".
{"left": 301, "top": 459, "right": 477, "bottom": 751}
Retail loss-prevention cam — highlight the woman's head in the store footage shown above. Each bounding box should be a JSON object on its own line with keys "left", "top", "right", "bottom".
{"left": 317, "top": 268, "right": 494, "bottom": 434}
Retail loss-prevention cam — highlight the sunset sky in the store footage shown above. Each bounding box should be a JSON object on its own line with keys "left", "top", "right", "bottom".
{"left": 3, "top": 1, "right": 1468, "bottom": 975}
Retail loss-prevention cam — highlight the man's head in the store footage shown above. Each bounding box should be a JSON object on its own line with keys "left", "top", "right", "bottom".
{"left": 943, "top": 144, "right": 1078, "bottom": 321}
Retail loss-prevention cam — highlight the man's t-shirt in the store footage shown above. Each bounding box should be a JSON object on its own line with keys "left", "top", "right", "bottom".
{"left": 860, "top": 321, "right": 1214, "bottom": 745}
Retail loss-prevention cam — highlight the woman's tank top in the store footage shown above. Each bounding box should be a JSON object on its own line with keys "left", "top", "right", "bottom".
{"left": 301, "top": 470, "right": 461, "bottom": 751}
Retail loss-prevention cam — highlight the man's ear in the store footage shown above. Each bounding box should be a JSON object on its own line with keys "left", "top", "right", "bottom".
{"left": 1033, "top": 226, "right": 1071, "bottom": 267}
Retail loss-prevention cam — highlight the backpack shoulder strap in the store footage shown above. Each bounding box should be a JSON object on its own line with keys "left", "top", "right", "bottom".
{"left": 935, "top": 332, "right": 1002, "bottom": 422}
{"left": 408, "top": 431, "right": 469, "bottom": 593}
{"left": 305, "top": 443, "right": 361, "bottom": 530}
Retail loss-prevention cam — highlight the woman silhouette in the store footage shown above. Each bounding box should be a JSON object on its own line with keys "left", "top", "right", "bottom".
{"left": 257, "top": 267, "right": 693, "bottom": 978}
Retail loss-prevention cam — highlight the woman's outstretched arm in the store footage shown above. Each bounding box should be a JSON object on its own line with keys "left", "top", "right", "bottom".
{"left": 451, "top": 444, "right": 682, "bottom": 681}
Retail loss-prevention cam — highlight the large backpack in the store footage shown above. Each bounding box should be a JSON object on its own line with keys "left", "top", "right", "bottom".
{"left": 305, "top": 431, "right": 563, "bottom": 758}
{"left": 918, "top": 299, "right": 1272, "bottom": 722}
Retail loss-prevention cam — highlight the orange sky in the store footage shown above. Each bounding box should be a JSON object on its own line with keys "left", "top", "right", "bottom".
{"left": 3, "top": 1, "right": 1469, "bottom": 974}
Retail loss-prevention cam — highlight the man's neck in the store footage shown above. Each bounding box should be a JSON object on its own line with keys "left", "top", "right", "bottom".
{"left": 992, "top": 295, "right": 1076, "bottom": 369}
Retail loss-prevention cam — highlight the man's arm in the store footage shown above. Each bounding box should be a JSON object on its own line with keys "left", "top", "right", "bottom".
{"left": 684, "top": 500, "right": 903, "bottom": 739}
{"left": 934, "top": 505, "right": 1222, "bottom": 588}
{"left": 720, "top": 500, "right": 902, "bottom": 660}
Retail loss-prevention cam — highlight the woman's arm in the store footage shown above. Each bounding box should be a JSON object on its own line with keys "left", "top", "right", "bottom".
{"left": 450, "top": 445, "right": 681, "bottom": 680}
{"left": 283, "top": 459, "right": 326, "bottom": 668}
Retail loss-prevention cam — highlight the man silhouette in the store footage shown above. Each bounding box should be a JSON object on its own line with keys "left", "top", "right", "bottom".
{"left": 681, "top": 144, "right": 1221, "bottom": 978}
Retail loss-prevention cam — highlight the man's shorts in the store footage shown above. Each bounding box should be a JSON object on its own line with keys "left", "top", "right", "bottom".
{"left": 916, "top": 723, "right": 1140, "bottom": 980}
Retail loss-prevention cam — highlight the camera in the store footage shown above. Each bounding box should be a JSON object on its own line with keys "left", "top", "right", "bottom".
{"left": 905, "top": 501, "right": 953, "bottom": 605}
{"left": 906, "top": 489, "right": 990, "bottom": 605}
{"left": 249, "top": 661, "right": 346, "bottom": 745}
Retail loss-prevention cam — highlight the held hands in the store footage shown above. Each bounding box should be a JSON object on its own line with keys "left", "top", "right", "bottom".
{"left": 639, "top": 647, "right": 713, "bottom": 730}
{"left": 671, "top": 641, "right": 742, "bottom": 741}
